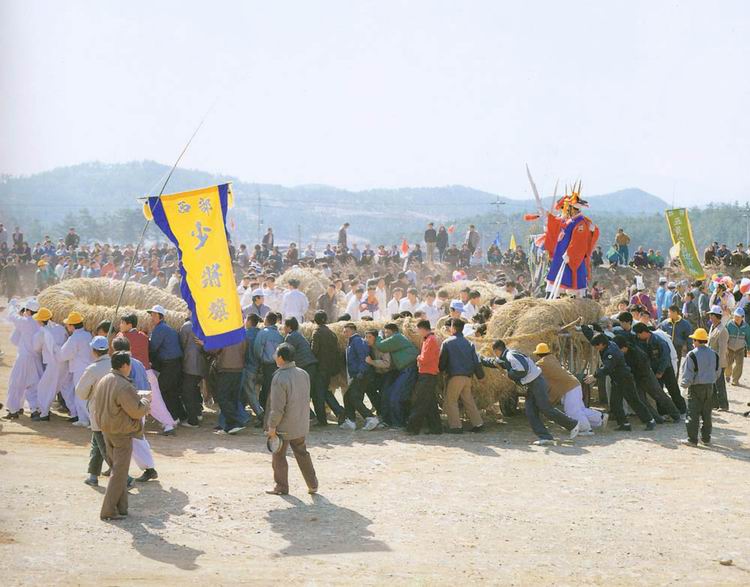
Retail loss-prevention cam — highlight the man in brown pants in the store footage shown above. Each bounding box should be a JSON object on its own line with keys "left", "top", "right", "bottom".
{"left": 266, "top": 343, "right": 318, "bottom": 495}
{"left": 438, "top": 318, "right": 483, "bottom": 433}
{"left": 93, "top": 351, "right": 151, "bottom": 520}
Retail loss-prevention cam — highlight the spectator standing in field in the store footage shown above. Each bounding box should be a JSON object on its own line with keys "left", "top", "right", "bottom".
{"left": 281, "top": 279, "right": 309, "bottom": 324}
{"left": 338, "top": 223, "right": 350, "bottom": 251}
{"left": 265, "top": 343, "right": 318, "bottom": 496}
{"left": 707, "top": 305, "right": 729, "bottom": 411}
{"left": 424, "top": 223, "right": 437, "bottom": 265}
{"left": 436, "top": 225, "right": 449, "bottom": 262}
{"left": 681, "top": 328, "right": 720, "bottom": 446}
{"left": 614, "top": 228, "right": 631, "bottom": 265}
{"left": 725, "top": 308, "right": 750, "bottom": 386}
{"left": 464, "top": 225, "right": 480, "bottom": 256}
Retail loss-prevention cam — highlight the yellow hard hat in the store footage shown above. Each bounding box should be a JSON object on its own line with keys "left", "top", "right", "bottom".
{"left": 689, "top": 328, "right": 709, "bottom": 342}
{"left": 33, "top": 307, "right": 52, "bottom": 322}
{"left": 37, "top": 259, "right": 48, "bottom": 267}
{"left": 63, "top": 311, "right": 84, "bottom": 325}
{"left": 534, "top": 342, "right": 551, "bottom": 355}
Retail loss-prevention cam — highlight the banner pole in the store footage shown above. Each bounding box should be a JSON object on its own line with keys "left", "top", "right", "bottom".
{"left": 106, "top": 110, "right": 213, "bottom": 340}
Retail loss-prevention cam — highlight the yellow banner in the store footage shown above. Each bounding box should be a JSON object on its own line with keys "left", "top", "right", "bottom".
{"left": 145, "top": 183, "right": 244, "bottom": 350}
{"left": 665, "top": 208, "right": 705, "bottom": 280}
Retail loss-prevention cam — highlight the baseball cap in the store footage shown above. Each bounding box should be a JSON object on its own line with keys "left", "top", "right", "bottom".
{"left": 708, "top": 305, "right": 723, "bottom": 316}
{"left": 449, "top": 300, "right": 465, "bottom": 312}
{"left": 90, "top": 336, "right": 109, "bottom": 351}
{"left": 147, "top": 305, "right": 167, "bottom": 315}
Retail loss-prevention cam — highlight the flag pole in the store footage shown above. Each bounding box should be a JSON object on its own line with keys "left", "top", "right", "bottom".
{"left": 106, "top": 112, "right": 212, "bottom": 340}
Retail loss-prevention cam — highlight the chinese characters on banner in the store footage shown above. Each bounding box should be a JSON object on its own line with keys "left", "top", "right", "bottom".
{"left": 143, "top": 183, "right": 244, "bottom": 350}
{"left": 665, "top": 208, "right": 706, "bottom": 280}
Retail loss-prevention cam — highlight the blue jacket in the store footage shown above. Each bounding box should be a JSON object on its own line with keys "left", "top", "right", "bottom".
{"left": 726, "top": 320, "right": 750, "bottom": 350}
{"left": 254, "top": 325, "right": 284, "bottom": 365}
{"left": 285, "top": 330, "right": 318, "bottom": 368}
{"left": 656, "top": 286, "right": 667, "bottom": 315}
{"left": 643, "top": 333, "right": 672, "bottom": 376}
{"left": 149, "top": 320, "right": 183, "bottom": 363}
{"left": 659, "top": 318, "right": 693, "bottom": 351}
{"left": 681, "top": 345, "right": 720, "bottom": 387}
{"left": 594, "top": 341, "right": 632, "bottom": 380}
{"left": 130, "top": 357, "right": 150, "bottom": 390}
{"left": 438, "top": 332, "right": 479, "bottom": 377}
{"left": 346, "top": 334, "right": 370, "bottom": 379}
{"left": 244, "top": 326, "right": 260, "bottom": 374}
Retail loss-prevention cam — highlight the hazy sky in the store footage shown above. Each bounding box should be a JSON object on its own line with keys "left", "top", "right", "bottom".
{"left": 2, "top": 0, "right": 749, "bottom": 205}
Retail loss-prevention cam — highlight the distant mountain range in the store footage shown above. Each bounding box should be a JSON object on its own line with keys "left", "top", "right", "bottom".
{"left": 0, "top": 161, "right": 671, "bottom": 247}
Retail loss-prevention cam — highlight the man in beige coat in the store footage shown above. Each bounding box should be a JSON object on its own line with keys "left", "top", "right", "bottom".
{"left": 266, "top": 343, "right": 318, "bottom": 496}
{"left": 93, "top": 351, "right": 151, "bottom": 520}
{"left": 707, "top": 305, "right": 729, "bottom": 410}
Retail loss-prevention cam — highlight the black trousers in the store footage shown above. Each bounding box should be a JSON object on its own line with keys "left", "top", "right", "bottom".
{"left": 344, "top": 376, "right": 374, "bottom": 421}
{"left": 260, "top": 363, "right": 278, "bottom": 410}
{"left": 686, "top": 383, "right": 713, "bottom": 442}
{"left": 635, "top": 372, "right": 680, "bottom": 419}
{"left": 610, "top": 373, "right": 653, "bottom": 425}
{"left": 314, "top": 372, "right": 344, "bottom": 423}
{"left": 659, "top": 366, "right": 687, "bottom": 414}
{"left": 215, "top": 371, "right": 243, "bottom": 431}
{"left": 407, "top": 373, "right": 442, "bottom": 434}
{"left": 181, "top": 373, "right": 204, "bottom": 425}
{"left": 158, "top": 360, "right": 185, "bottom": 421}
{"left": 88, "top": 431, "right": 111, "bottom": 476}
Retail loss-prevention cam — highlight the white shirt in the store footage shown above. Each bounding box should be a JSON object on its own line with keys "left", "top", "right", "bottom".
{"left": 59, "top": 328, "right": 93, "bottom": 378}
{"left": 345, "top": 295, "right": 361, "bottom": 321}
{"left": 461, "top": 302, "right": 478, "bottom": 321}
{"left": 399, "top": 298, "right": 420, "bottom": 314}
{"left": 263, "top": 287, "right": 283, "bottom": 312}
{"left": 7, "top": 302, "right": 41, "bottom": 358}
{"left": 281, "top": 289, "right": 309, "bottom": 323}
{"left": 386, "top": 299, "right": 401, "bottom": 318}
{"left": 375, "top": 287, "right": 388, "bottom": 310}
{"left": 417, "top": 302, "right": 440, "bottom": 328}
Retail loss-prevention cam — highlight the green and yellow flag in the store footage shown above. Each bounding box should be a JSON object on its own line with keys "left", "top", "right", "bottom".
{"left": 143, "top": 183, "right": 244, "bottom": 350}
{"left": 665, "top": 208, "right": 705, "bottom": 280}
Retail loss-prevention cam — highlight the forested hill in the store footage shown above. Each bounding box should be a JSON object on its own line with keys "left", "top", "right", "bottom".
{"left": 0, "top": 160, "right": 733, "bottom": 254}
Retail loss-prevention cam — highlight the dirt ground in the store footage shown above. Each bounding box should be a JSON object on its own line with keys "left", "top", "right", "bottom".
{"left": 1, "top": 320, "right": 749, "bottom": 586}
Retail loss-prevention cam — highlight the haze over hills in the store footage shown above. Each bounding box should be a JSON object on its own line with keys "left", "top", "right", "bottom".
{"left": 1, "top": 161, "right": 740, "bottom": 255}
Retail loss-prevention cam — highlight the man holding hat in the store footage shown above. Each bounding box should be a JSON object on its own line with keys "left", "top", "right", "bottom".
{"left": 681, "top": 328, "right": 720, "bottom": 446}
{"left": 3, "top": 298, "right": 43, "bottom": 419}
{"left": 707, "top": 305, "right": 729, "bottom": 410}
{"left": 534, "top": 342, "right": 605, "bottom": 434}
{"left": 147, "top": 305, "right": 185, "bottom": 423}
{"left": 59, "top": 310, "right": 93, "bottom": 426}
{"left": 31, "top": 307, "right": 68, "bottom": 421}
{"left": 725, "top": 307, "right": 750, "bottom": 386}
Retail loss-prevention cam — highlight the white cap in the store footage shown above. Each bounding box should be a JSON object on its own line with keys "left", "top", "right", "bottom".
{"left": 147, "top": 304, "right": 167, "bottom": 315}
{"left": 251, "top": 288, "right": 265, "bottom": 297}
{"left": 24, "top": 298, "right": 40, "bottom": 312}
{"left": 709, "top": 305, "right": 723, "bottom": 316}
{"left": 667, "top": 281, "right": 676, "bottom": 288}
{"left": 658, "top": 277, "right": 667, "bottom": 284}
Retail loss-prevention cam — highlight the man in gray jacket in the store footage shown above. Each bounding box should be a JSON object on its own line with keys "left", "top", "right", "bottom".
{"left": 266, "top": 343, "right": 318, "bottom": 496}
{"left": 681, "top": 327, "right": 720, "bottom": 446}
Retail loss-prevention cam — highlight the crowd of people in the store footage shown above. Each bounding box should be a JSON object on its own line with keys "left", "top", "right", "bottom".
{"left": 3, "top": 219, "right": 750, "bottom": 510}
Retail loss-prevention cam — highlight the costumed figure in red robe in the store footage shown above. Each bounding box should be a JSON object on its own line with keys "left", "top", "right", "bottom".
{"left": 542, "top": 184, "right": 599, "bottom": 298}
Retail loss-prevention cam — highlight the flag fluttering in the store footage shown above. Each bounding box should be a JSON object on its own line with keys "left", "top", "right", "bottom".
{"left": 400, "top": 238, "right": 410, "bottom": 256}
{"left": 665, "top": 208, "right": 705, "bottom": 280}
{"left": 493, "top": 233, "right": 501, "bottom": 247}
{"left": 143, "top": 183, "right": 244, "bottom": 350}
{"left": 447, "top": 225, "right": 456, "bottom": 234}
{"left": 509, "top": 234, "right": 517, "bottom": 250}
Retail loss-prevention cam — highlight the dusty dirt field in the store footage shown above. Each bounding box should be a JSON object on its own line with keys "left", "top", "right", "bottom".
{"left": 1, "top": 319, "right": 749, "bottom": 586}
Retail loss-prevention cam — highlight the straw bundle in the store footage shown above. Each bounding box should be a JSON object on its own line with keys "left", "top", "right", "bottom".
{"left": 438, "top": 280, "right": 509, "bottom": 304}
{"left": 277, "top": 267, "right": 331, "bottom": 320}
{"left": 38, "top": 278, "right": 188, "bottom": 333}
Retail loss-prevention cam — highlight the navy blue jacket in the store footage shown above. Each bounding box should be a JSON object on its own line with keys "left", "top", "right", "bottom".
{"left": 643, "top": 333, "right": 672, "bottom": 376}
{"left": 438, "top": 332, "right": 479, "bottom": 377}
{"left": 659, "top": 318, "right": 693, "bottom": 351}
{"left": 346, "top": 334, "right": 370, "bottom": 379}
{"left": 594, "top": 341, "right": 632, "bottom": 380}
{"left": 284, "top": 330, "right": 318, "bottom": 368}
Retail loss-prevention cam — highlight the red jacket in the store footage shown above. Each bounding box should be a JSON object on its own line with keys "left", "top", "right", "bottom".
{"left": 417, "top": 333, "right": 440, "bottom": 375}
{"left": 118, "top": 329, "right": 151, "bottom": 370}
